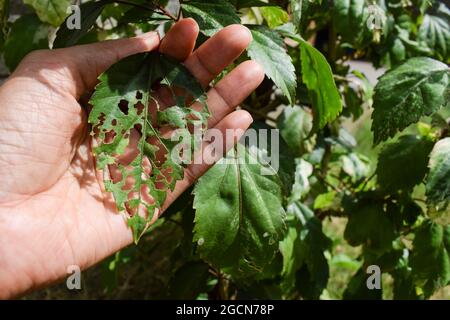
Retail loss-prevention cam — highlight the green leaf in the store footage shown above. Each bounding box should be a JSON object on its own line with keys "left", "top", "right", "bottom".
{"left": 250, "top": 121, "right": 296, "bottom": 195}
{"left": 290, "top": 159, "right": 313, "bottom": 201}
{"left": 23, "top": 0, "right": 71, "bottom": 26}
{"left": 231, "top": 0, "right": 275, "bottom": 9}
{"left": 280, "top": 202, "right": 331, "bottom": 298}
{"left": 2, "top": 14, "right": 49, "bottom": 72}
{"left": 313, "top": 191, "right": 337, "bottom": 211}
{"left": 426, "top": 137, "right": 450, "bottom": 214}
{"left": 277, "top": 106, "right": 313, "bottom": 157}
{"left": 371, "top": 57, "right": 450, "bottom": 144}
{"left": 89, "top": 52, "right": 208, "bottom": 242}
{"left": 275, "top": 22, "right": 302, "bottom": 42}
{"left": 341, "top": 153, "right": 369, "bottom": 182}
{"left": 119, "top": 7, "right": 169, "bottom": 24}
{"left": 290, "top": 0, "right": 303, "bottom": 31}
{"left": 343, "top": 267, "right": 382, "bottom": 300}
{"left": 192, "top": 143, "right": 287, "bottom": 271}
{"left": 247, "top": 25, "right": 297, "bottom": 105}
{"left": 376, "top": 135, "right": 434, "bottom": 192}
{"left": 260, "top": 6, "right": 289, "bottom": 29}
{"left": 410, "top": 221, "right": 450, "bottom": 297}
{"left": 53, "top": 0, "right": 108, "bottom": 48}
{"left": 392, "top": 263, "right": 421, "bottom": 300}
{"left": 333, "top": 0, "right": 368, "bottom": 45}
{"left": 330, "top": 253, "right": 362, "bottom": 271}
{"left": 181, "top": 0, "right": 240, "bottom": 37}
{"left": 418, "top": 5, "right": 450, "bottom": 61}
{"left": 344, "top": 200, "right": 397, "bottom": 253}
{"left": 363, "top": 247, "right": 403, "bottom": 271}
{"left": 299, "top": 40, "right": 343, "bottom": 130}
{"left": 388, "top": 198, "right": 422, "bottom": 230}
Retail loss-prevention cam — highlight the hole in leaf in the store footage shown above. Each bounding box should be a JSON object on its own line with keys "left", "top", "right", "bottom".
{"left": 135, "top": 101, "right": 144, "bottom": 115}
{"left": 104, "top": 130, "right": 117, "bottom": 144}
{"left": 119, "top": 99, "right": 129, "bottom": 115}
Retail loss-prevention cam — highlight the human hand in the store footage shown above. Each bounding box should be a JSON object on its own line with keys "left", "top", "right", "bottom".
{"left": 0, "top": 19, "right": 264, "bottom": 299}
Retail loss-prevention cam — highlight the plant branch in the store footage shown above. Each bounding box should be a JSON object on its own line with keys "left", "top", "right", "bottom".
{"left": 359, "top": 171, "right": 376, "bottom": 190}
{"left": 156, "top": 4, "right": 178, "bottom": 21}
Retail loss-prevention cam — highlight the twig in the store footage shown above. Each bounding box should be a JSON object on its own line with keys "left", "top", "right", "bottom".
{"left": 317, "top": 174, "right": 342, "bottom": 193}
{"left": 359, "top": 171, "right": 376, "bottom": 190}
{"left": 156, "top": 4, "right": 178, "bottom": 21}
{"left": 177, "top": 0, "right": 184, "bottom": 20}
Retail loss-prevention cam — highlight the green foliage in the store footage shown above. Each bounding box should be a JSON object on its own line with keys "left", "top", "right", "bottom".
{"left": 280, "top": 202, "right": 331, "bottom": 298}
{"left": 89, "top": 52, "right": 208, "bottom": 241}
{"left": 277, "top": 106, "right": 313, "bottom": 157}
{"left": 344, "top": 199, "right": 396, "bottom": 253}
{"left": 2, "top": 0, "right": 449, "bottom": 301}
{"left": 54, "top": 0, "right": 108, "bottom": 48}
{"left": 299, "top": 40, "right": 343, "bottom": 130}
{"left": 23, "top": 0, "right": 71, "bottom": 26}
{"left": 247, "top": 25, "right": 297, "bottom": 105}
{"left": 343, "top": 267, "right": 382, "bottom": 300}
{"left": 232, "top": 0, "right": 275, "bottom": 9}
{"left": 181, "top": 0, "right": 240, "bottom": 37}
{"left": 376, "top": 135, "right": 434, "bottom": 192}
{"left": 426, "top": 137, "right": 450, "bottom": 214}
{"left": 333, "top": 0, "right": 369, "bottom": 46}
{"left": 410, "top": 221, "right": 450, "bottom": 297}
{"left": 3, "top": 14, "right": 49, "bottom": 71}
{"left": 418, "top": 3, "right": 450, "bottom": 62}
{"left": 371, "top": 57, "right": 449, "bottom": 144}
{"left": 260, "top": 6, "right": 289, "bottom": 29}
{"left": 193, "top": 143, "right": 287, "bottom": 271}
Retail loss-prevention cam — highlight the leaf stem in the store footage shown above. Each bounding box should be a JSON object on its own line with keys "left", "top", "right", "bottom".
{"left": 177, "top": 0, "right": 184, "bottom": 20}
{"left": 359, "top": 171, "right": 376, "bottom": 190}
{"left": 317, "top": 173, "right": 343, "bottom": 193}
{"left": 156, "top": 4, "right": 178, "bottom": 21}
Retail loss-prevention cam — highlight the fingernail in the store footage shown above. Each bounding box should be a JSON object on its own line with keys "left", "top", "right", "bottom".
{"left": 242, "top": 26, "right": 253, "bottom": 41}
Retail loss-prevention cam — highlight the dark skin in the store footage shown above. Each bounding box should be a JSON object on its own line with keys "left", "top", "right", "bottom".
{"left": 0, "top": 19, "right": 265, "bottom": 298}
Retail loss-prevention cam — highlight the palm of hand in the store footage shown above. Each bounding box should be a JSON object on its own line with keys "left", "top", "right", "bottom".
{"left": 0, "top": 20, "right": 264, "bottom": 298}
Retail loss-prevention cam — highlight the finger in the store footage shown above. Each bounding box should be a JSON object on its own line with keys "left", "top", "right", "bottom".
{"left": 162, "top": 110, "right": 253, "bottom": 212}
{"left": 152, "top": 18, "right": 199, "bottom": 111}
{"left": 196, "top": 60, "right": 264, "bottom": 127}
{"left": 159, "top": 18, "right": 199, "bottom": 61}
{"left": 107, "top": 59, "right": 262, "bottom": 191}
{"left": 153, "top": 23, "right": 250, "bottom": 111}
{"left": 184, "top": 24, "right": 252, "bottom": 87}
